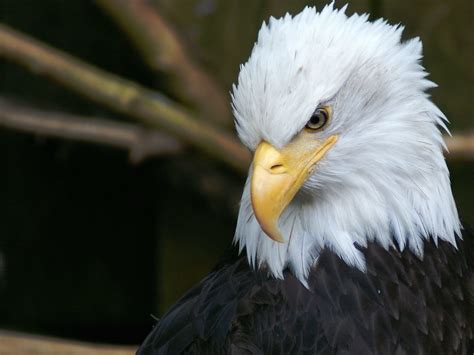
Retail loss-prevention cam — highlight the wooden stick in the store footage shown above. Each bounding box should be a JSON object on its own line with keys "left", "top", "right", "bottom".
{"left": 0, "top": 330, "right": 136, "bottom": 354}
{"left": 0, "top": 24, "right": 251, "bottom": 173}
{"left": 0, "top": 98, "right": 183, "bottom": 163}
{"left": 445, "top": 133, "right": 474, "bottom": 160}
{"left": 95, "top": 0, "right": 232, "bottom": 128}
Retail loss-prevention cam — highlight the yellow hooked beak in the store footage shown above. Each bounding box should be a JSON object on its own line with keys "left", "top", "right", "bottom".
{"left": 251, "top": 133, "right": 338, "bottom": 242}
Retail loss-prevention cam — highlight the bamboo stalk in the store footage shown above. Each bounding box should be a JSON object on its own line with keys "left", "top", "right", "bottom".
{"left": 0, "top": 24, "right": 251, "bottom": 173}
{"left": 0, "top": 98, "right": 183, "bottom": 163}
{"left": 95, "top": 0, "right": 232, "bottom": 128}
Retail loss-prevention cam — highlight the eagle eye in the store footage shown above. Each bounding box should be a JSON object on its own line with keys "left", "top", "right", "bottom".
{"left": 305, "top": 107, "right": 330, "bottom": 131}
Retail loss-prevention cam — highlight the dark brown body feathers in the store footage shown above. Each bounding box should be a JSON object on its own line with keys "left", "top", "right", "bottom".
{"left": 138, "top": 228, "right": 474, "bottom": 354}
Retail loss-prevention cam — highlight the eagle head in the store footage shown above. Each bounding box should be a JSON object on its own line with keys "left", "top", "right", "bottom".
{"left": 231, "top": 4, "right": 460, "bottom": 282}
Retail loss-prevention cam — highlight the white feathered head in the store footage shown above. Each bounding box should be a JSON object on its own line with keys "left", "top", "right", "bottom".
{"left": 231, "top": 4, "right": 460, "bottom": 283}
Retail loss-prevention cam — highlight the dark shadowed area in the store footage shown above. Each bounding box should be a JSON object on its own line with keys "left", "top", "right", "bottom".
{"left": 0, "top": 0, "right": 472, "bottom": 347}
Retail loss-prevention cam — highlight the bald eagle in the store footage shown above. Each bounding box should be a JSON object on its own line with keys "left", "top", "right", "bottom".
{"left": 138, "top": 5, "right": 473, "bottom": 354}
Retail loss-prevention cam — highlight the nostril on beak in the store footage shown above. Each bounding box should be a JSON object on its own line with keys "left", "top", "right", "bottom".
{"left": 269, "top": 164, "right": 286, "bottom": 174}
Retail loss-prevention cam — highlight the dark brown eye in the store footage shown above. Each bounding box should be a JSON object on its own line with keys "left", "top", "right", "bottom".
{"left": 305, "top": 107, "right": 330, "bottom": 131}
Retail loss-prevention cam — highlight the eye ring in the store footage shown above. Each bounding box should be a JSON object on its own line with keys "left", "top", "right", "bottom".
{"left": 305, "top": 107, "right": 330, "bottom": 131}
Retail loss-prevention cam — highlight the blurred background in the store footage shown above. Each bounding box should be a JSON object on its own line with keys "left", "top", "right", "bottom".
{"left": 0, "top": 0, "right": 472, "bottom": 348}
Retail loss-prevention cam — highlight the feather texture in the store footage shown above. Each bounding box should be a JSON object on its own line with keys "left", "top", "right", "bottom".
{"left": 137, "top": 228, "right": 474, "bottom": 354}
{"left": 232, "top": 4, "right": 460, "bottom": 281}
{"left": 138, "top": 4, "right": 471, "bottom": 354}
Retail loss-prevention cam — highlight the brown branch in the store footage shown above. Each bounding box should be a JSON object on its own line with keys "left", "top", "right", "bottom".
{"left": 0, "top": 98, "right": 183, "bottom": 163}
{"left": 1, "top": 96, "right": 471, "bottom": 164}
{"left": 445, "top": 132, "right": 474, "bottom": 160}
{"left": 95, "top": 0, "right": 232, "bottom": 128}
{"left": 0, "top": 330, "right": 136, "bottom": 354}
{"left": 2, "top": 96, "right": 470, "bottom": 163}
{"left": 0, "top": 24, "right": 251, "bottom": 173}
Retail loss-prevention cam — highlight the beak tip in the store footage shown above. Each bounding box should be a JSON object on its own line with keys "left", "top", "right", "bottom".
{"left": 263, "top": 229, "right": 286, "bottom": 243}
{"left": 273, "top": 236, "right": 287, "bottom": 244}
